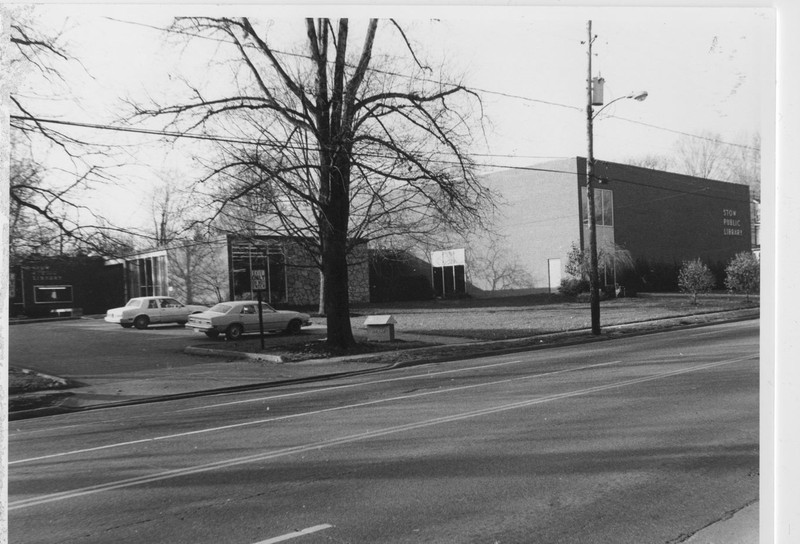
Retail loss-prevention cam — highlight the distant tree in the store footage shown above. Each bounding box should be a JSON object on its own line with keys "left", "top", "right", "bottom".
{"left": 724, "top": 251, "right": 760, "bottom": 302}
{"left": 673, "top": 130, "right": 732, "bottom": 180}
{"left": 627, "top": 154, "right": 674, "bottom": 172}
{"left": 672, "top": 130, "right": 760, "bottom": 198}
{"left": 678, "top": 258, "right": 716, "bottom": 305}
{"left": 468, "top": 234, "right": 533, "bottom": 292}
{"left": 149, "top": 177, "right": 195, "bottom": 247}
{"left": 725, "top": 133, "right": 761, "bottom": 199}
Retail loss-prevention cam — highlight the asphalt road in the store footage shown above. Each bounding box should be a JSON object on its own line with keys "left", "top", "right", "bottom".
{"left": 8, "top": 320, "right": 759, "bottom": 544}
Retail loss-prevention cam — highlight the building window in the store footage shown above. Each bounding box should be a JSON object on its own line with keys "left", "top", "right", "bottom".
{"left": 230, "top": 240, "right": 287, "bottom": 304}
{"left": 126, "top": 254, "right": 168, "bottom": 297}
{"left": 583, "top": 188, "right": 614, "bottom": 227}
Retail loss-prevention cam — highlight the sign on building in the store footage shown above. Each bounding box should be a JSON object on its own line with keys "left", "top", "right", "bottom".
{"left": 431, "top": 248, "right": 466, "bottom": 267}
{"left": 431, "top": 248, "right": 466, "bottom": 298}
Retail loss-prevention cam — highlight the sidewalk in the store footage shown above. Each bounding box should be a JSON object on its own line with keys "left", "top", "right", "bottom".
{"left": 685, "top": 500, "right": 760, "bottom": 544}
{"left": 9, "top": 308, "right": 759, "bottom": 420}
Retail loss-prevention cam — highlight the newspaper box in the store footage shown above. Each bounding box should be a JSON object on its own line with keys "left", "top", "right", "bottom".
{"left": 364, "top": 315, "right": 396, "bottom": 342}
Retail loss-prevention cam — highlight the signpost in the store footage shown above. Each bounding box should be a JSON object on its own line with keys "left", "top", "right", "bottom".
{"left": 252, "top": 269, "right": 267, "bottom": 349}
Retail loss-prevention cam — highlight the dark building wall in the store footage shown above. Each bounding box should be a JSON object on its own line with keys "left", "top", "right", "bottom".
{"left": 369, "top": 250, "right": 434, "bottom": 302}
{"left": 591, "top": 160, "right": 752, "bottom": 266}
{"left": 475, "top": 158, "right": 753, "bottom": 294}
{"left": 11, "top": 256, "right": 122, "bottom": 317}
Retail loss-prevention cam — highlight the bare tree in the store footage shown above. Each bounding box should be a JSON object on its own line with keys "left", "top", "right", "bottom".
{"left": 725, "top": 132, "right": 761, "bottom": 199}
{"left": 468, "top": 234, "right": 533, "bottom": 292}
{"left": 149, "top": 176, "right": 195, "bottom": 247}
{"left": 673, "top": 130, "right": 732, "bottom": 180}
{"left": 626, "top": 153, "right": 674, "bottom": 172}
{"left": 136, "top": 18, "right": 491, "bottom": 348}
{"left": 7, "top": 9, "right": 137, "bottom": 258}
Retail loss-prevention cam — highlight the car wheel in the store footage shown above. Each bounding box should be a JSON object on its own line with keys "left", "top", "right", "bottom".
{"left": 121, "top": 323, "right": 133, "bottom": 329}
{"left": 286, "top": 319, "right": 302, "bottom": 335}
{"left": 225, "top": 324, "right": 244, "bottom": 341}
{"left": 133, "top": 315, "right": 150, "bottom": 330}
{"left": 204, "top": 330, "right": 220, "bottom": 339}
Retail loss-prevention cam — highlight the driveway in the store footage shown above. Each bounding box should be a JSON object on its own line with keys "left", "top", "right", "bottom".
{"left": 9, "top": 317, "right": 326, "bottom": 378}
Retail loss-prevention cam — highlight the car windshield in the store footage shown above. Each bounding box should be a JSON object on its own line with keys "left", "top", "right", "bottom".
{"left": 126, "top": 299, "right": 143, "bottom": 307}
{"left": 208, "top": 303, "right": 234, "bottom": 314}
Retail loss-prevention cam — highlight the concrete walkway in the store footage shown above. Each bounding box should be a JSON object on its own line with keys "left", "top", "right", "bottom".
{"left": 685, "top": 501, "right": 759, "bottom": 544}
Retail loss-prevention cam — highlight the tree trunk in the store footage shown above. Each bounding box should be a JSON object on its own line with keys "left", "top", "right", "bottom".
{"left": 320, "top": 152, "right": 355, "bottom": 349}
{"left": 317, "top": 269, "right": 325, "bottom": 316}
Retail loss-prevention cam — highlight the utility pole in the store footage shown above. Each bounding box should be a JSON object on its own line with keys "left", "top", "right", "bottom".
{"left": 586, "top": 20, "right": 602, "bottom": 335}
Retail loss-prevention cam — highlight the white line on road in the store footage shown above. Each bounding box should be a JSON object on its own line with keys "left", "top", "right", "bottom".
{"left": 255, "top": 524, "right": 333, "bottom": 543}
{"left": 10, "top": 359, "right": 619, "bottom": 465}
{"left": 8, "top": 355, "right": 754, "bottom": 510}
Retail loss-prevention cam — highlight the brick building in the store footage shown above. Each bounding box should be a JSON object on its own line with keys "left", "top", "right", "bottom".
{"left": 454, "top": 157, "right": 752, "bottom": 295}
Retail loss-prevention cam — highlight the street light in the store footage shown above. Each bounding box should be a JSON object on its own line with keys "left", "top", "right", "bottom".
{"left": 585, "top": 20, "right": 647, "bottom": 335}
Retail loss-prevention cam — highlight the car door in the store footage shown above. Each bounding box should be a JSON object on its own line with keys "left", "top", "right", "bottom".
{"left": 147, "top": 298, "right": 163, "bottom": 323}
{"left": 239, "top": 304, "right": 259, "bottom": 332}
{"left": 260, "top": 305, "right": 286, "bottom": 331}
{"left": 160, "top": 298, "right": 186, "bottom": 323}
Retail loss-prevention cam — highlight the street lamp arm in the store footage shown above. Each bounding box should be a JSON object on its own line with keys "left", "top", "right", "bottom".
{"left": 592, "top": 91, "right": 648, "bottom": 119}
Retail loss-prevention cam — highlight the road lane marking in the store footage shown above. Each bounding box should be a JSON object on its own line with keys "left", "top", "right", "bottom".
{"left": 177, "top": 356, "right": 537, "bottom": 411}
{"left": 8, "top": 355, "right": 755, "bottom": 510}
{"left": 255, "top": 524, "right": 333, "bottom": 543}
{"left": 10, "top": 360, "right": 620, "bottom": 465}
{"left": 8, "top": 355, "right": 529, "bottom": 438}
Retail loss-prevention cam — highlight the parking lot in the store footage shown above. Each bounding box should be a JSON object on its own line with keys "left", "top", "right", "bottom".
{"left": 9, "top": 317, "right": 325, "bottom": 379}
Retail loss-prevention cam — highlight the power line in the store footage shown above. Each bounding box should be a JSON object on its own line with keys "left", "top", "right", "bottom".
{"left": 102, "top": 16, "right": 755, "bottom": 150}
{"left": 11, "top": 114, "right": 755, "bottom": 203}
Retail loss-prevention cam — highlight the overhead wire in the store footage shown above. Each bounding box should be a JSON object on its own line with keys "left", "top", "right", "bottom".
{"left": 11, "top": 114, "right": 754, "bottom": 204}
{"left": 100, "top": 15, "right": 756, "bottom": 151}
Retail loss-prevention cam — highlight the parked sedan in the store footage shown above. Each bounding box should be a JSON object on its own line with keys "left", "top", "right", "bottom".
{"left": 105, "top": 296, "right": 208, "bottom": 329}
{"left": 186, "top": 300, "right": 312, "bottom": 340}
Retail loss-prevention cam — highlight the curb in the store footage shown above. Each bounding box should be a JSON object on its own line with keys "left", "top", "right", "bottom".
{"left": 9, "top": 308, "right": 759, "bottom": 420}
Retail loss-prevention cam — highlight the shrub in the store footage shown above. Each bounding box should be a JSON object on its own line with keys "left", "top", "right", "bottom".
{"left": 725, "top": 252, "right": 760, "bottom": 302}
{"left": 678, "top": 258, "right": 716, "bottom": 305}
{"left": 559, "top": 277, "right": 589, "bottom": 298}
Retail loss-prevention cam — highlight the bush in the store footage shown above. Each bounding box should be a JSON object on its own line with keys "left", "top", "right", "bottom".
{"left": 725, "top": 252, "right": 760, "bottom": 302}
{"left": 678, "top": 258, "right": 716, "bottom": 305}
{"left": 559, "top": 277, "right": 589, "bottom": 298}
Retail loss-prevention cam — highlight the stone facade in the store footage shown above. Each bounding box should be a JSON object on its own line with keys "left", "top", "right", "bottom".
{"left": 282, "top": 241, "right": 369, "bottom": 306}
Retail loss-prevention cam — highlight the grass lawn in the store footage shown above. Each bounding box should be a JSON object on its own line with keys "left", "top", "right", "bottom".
{"left": 349, "top": 292, "right": 759, "bottom": 341}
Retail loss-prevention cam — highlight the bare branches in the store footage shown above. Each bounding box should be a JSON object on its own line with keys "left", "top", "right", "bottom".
{"left": 8, "top": 10, "right": 134, "bottom": 260}
{"left": 139, "top": 17, "right": 491, "bottom": 347}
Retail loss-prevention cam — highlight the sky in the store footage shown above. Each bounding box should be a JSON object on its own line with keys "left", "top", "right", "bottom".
{"left": 11, "top": 5, "right": 773, "bottom": 230}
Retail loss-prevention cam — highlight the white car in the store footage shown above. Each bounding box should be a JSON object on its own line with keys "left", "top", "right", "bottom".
{"left": 186, "top": 300, "right": 312, "bottom": 340}
{"left": 105, "top": 296, "right": 208, "bottom": 329}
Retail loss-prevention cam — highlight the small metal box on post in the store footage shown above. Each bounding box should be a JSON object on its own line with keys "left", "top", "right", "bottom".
{"left": 364, "top": 315, "right": 397, "bottom": 342}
